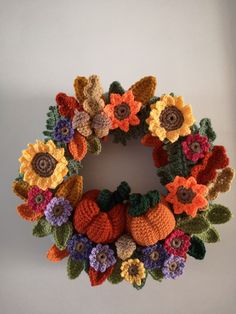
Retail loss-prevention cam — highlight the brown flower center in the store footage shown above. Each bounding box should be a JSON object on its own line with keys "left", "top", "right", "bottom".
{"left": 53, "top": 205, "right": 64, "bottom": 217}
{"left": 150, "top": 250, "right": 160, "bottom": 261}
{"left": 96, "top": 252, "right": 107, "bottom": 263}
{"left": 31, "top": 152, "right": 57, "bottom": 177}
{"left": 75, "top": 242, "right": 85, "bottom": 253}
{"left": 171, "top": 238, "right": 183, "bottom": 249}
{"left": 177, "top": 186, "right": 196, "bottom": 204}
{"left": 159, "top": 106, "right": 184, "bottom": 131}
{"left": 114, "top": 103, "right": 131, "bottom": 121}
{"left": 190, "top": 141, "right": 201, "bottom": 153}
{"left": 35, "top": 194, "right": 44, "bottom": 204}
{"left": 128, "top": 265, "right": 138, "bottom": 276}
{"left": 61, "top": 127, "right": 69, "bottom": 135}
{"left": 169, "top": 262, "right": 178, "bottom": 271}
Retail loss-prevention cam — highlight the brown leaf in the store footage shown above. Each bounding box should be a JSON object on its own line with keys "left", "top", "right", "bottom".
{"left": 74, "top": 76, "right": 88, "bottom": 103}
{"left": 129, "top": 76, "right": 157, "bottom": 104}
{"left": 12, "top": 180, "right": 31, "bottom": 200}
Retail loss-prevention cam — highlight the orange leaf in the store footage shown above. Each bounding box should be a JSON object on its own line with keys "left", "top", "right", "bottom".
{"left": 16, "top": 203, "right": 43, "bottom": 221}
{"left": 12, "top": 180, "right": 31, "bottom": 200}
{"left": 55, "top": 175, "right": 83, "bottom": 208}
{"left": 47, "top": 244, "right": 69, "bottom": 262}
{"left": 89, "top": 266, "right": 114, "bottom": 286}
{"left": 129, "top": 76, "right": 157, "bottom": 104}
{"left": 68, "top": 131, "right": 87, "bottom": 161}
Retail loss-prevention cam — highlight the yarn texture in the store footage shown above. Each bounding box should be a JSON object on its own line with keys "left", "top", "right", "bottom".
{"left": 12, "top": 75, "right": 234, "bottom": 289}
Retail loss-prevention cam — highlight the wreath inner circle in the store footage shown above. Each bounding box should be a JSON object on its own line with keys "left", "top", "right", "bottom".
{"left": 12, "top": 75, "right": 234, "bottom": 289}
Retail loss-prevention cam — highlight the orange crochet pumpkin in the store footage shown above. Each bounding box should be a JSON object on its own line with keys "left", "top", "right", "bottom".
{"left": 126, "top": 200, "right": 176, "bottom": 246}
{"left": 73, "top": 190, "right": 126, "bottom": 243}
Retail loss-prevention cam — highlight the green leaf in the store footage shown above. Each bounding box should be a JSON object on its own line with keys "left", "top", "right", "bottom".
{"left": 108, "top": 81, "right": 125, "bottom": 98}
{"left": 67, "top": 159, "right": 83, "bottom": 176}
{"left": 207, "top": 204, "right": 232, "bottom": 224}
{"left": 149, "top": 268, "right": 163, "bottom": 281}
{"left": 32, "top": 217, "right": 52, "bottom": 237}
{"left": 107, "top": 260, "right": 123, "bottom": 284}
{"left": 188, "top": 236, "right": 206, "bottom": 260}
{"left": 53, "top": 222, "right": 73, "bottom": 250}
{"left": 87, "top": 136, "right": 102, "bottom": 155}
{"left": 197, "top": 226, "right": 220, "bottom": 243}
{"left": 133, "top": 272, "right": 147, "bottom": 290}
{"left": 43, "top": 106, "right": 60, "bottom": 139}
{"left": 177, "top": 215, "right": 210, "bottom": 235}
{"left": 199, "top": 118, "right": 216, "bottom": 142}
{"left": 67, "top": 256, "right": 84, "bottom": 279}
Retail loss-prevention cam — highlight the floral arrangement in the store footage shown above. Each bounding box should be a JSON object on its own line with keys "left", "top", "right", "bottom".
{"left": 12, "top": 75, "right": 234, "bottom": 289}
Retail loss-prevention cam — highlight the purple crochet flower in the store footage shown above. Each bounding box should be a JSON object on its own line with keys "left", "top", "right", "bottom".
{"left": 162, "top": 254, "right": 185, "bottom": 279}
{"left": 53, "top": 118, "right": 74, "bottom": 143}
{"left": 45, "top": 197, "right": 73, "bottom": 226}
{"left": 67, "top": 234, "right": 93, "bottom": 261}
{"left": 140, "top": 243, "right": 168, "bottom": 270}
{"left": 89, "top": 244, "right": 116, "bottom": 273}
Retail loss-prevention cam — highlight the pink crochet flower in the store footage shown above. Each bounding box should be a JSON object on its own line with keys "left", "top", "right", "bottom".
{"left": 164, "top": 229, "right": 190, "bottom": 258}
{"left": 182, "top": 134, "right": 210, "bottom": 162}
{"left": 28, "top": 186, "right": 52, "bottom": 212}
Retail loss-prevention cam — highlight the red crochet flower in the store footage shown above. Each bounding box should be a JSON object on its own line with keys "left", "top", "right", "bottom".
{"left": 28, "top": 186, "right": 52, "bottom": 212}
{"left": 104, "top": 90, "right": 141, "bottom": 132}
{"left": 182, "top": 134, "right": 210, "bottom": 162}
{"left": 56, "top": 93, "right": 81, "bottom": 118}
{"left": 164, "top": 229, "right": 190, "bottom": 258}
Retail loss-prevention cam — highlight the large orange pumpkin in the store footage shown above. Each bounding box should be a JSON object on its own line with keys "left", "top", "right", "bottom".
{"left": 126, "top": 200, "right": 176, "bottom": 246}
{"left": 73, "top": 190, "right": 126, "bottom": 243}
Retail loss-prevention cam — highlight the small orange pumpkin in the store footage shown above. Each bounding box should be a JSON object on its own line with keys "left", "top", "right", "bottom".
{"left": 73, "top": 190, "right": 126, "bottom": 243}
{"left": 126, "top": 200, "right": 176, "bottom": 246}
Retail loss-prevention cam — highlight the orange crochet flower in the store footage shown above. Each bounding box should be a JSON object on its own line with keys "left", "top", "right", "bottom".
{"left": 104, "top": 90, "right": 142, "bottom": 132}
{"left": 165, "top": 176, "right": 208, "bottom": 217}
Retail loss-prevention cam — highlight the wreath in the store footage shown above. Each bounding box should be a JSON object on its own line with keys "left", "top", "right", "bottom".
{"left": 12, "top": 75, "right": 234, "bottom": 289}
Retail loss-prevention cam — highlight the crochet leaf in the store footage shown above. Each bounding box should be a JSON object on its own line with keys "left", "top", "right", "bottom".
{"left": 149, "top": 269, "right": 163, "bottom": 282}
{"left": 67, "top": 159, "right": 83, "bottom": 176}
{"left": 74, "top": 76, "right": 88, "bottom": 103}
{"left": 89, "top": 266, "right": 114, "bottom": 286}
{"left": 199, "top": 118, "right": 216, "bottom": 143}
{"left": 128, "top": 190, "right": 160, "bottom": 217}
{"left": 206, "top": 204, "right": 232, "bottom": 224}
{"left": 67, "top": 256, "right": 84, "bottom": 279}
{"left": 87, "top": 136, "right": 102, "bottom": 155}
{"left": 108, "top": 81, "right": 125, "bottom": 99}
{"left": 43, "top": 106, "right": 60, "bottom": 140}
{"left": 97, "top": 189, "right": 112, "bottom": 212}
{"left": 197, "top": 226, "right": 220, "bottom": 243}
{"left": 107, "top": 260, "right": 123, "bottom": 284}
{"left": 177, "top": 215, "right": 210, "bottom": 235}
{"left": 187, "top": 236, "right": 206, "bottom": 260}
{"left": 12, "top": 180, "right": 30, "bottom": 201}
{"left": 17, "top": 203, "right": 43, "bottom": 221}
{"left": 129, "top": 76, "right": 157, "bottom": 104}
{"left": 133, "top": 272, "right": 147, "bottom": 290}
{"left": 47, "top": 244, "right": 69, "bottom": 262}
{"left": 53, "top": 222, "right": 73, "bottom": 250}
{"left": 32, "top": 217, "right": 53, "bottom": 237}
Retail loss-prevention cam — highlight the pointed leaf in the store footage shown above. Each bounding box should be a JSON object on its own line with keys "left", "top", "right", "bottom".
{"left": 149, "top": 268, "right": 163, "bottom": 281}
{"left": 207, "top": 204, "right": 232, "bottom": 224}
{"left": 68, "top": 131, "right": 87, "bottom": 161}
{"left": 187, "top": 236, "right": 206, "bottom": 260}
{"left": 89, "top": 266, "right": 114, "bottom": 286}
{"left": 107, "top": 260, "right": 123, "bottom": 284}
{"left": 87, "top": 136, "right": 102, "bottom": 155}
{"left": 199, "top": 118, "right": 216, "bottom": 142}
{"left": 108, "top": 81, "right": 125, "bottom": 99}
{"left": 32, "top": 217, "right": 52, "bottom": 237}
{"left": 177, "top": 215, "right": 210, "bottom": 235}
{"left": 53, "top": 222, "right": 73, "bottom": 250}
{"left": 17, "top": 203, "right": 43, "bottom": 222}
{"left": 129, "top": 76, "right": 157, "bottom": 104}
{"left": 12, "top": 180, "right": 30, "bottom": 200}
{"left": 197, "top": 227, "right": 220, "bottom": 243}
{"left": 74, "top": 76, "right": 88, "bottom": 103}
{"left": 47, "top": 244, "right": 69, "bottom": 262}
{"left": 133, "top": 272, "right": 147, "bottom": 290}
{"left": 67, "top": 256, "right": 84, "bottom": 279}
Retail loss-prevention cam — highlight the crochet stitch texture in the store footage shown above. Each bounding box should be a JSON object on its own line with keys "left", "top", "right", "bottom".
{"left": 12, "top": 75, "right": 234, "bottom": 289}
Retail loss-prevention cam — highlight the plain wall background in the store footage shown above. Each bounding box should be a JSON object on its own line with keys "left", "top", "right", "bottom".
{"left": 0, "top": 0, "right": 235, "bottom": 313}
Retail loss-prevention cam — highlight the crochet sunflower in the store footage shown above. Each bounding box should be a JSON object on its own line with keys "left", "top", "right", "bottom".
{"left": 146, "top": 95, "right": 195, "bottom": 143}
{"left": 19, "top": 140, "right": 68, "bottom": 190}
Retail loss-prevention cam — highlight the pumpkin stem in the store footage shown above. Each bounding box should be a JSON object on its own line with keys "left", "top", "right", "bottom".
{"left": 97, "top": 181, "right": 131, "bottom": 212}
{"left": 128, "top": 190, "right": 160, "bottom": 217}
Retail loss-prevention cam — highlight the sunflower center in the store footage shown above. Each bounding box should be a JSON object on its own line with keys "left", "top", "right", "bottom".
{"left": 171, "top": 238, "right": 183, "bottom": 249}
{"left": 97, "top": 252, "right": 107, "bottom": 263}
{"left": 169, "top": 262, "right": 178, "bottom": 271}
{"left": 114, "top": 103, "right": 131, "bottom": 120}
{"left": 53, "top": 204, "right": 64, "bottom": 217}
{"left": 159, "top": 106, "right": 184, "bottom": 131}
{"left": 128, "top": 265, "right": 139, "bottom": 276}
{"left": 75, "top": 241, "right": 85, "bottom": 253}
{"left": 177, "top": 186, "right": 196, "bottom": 204}
{"left": 31, "top": 152, "right": 57, "bottom": 177}
{"left": 150, "top": 250, "right": 160, "bottom": 261}
{"left": 190, "top": 141, "right": 201, "bottom": 153}
{"left": 34, "top": 194, "right": 44, "bottom": 204}
{"left": 61, "top": 127, "right": 69, "bottom": 135}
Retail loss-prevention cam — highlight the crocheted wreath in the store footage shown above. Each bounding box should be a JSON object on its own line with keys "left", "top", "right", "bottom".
{"left": 13, "top": 75, "right": 234, "bottom": 289}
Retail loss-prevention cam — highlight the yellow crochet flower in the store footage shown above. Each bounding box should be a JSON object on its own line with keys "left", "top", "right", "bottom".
{"left": 19, "top": 140, "right": 68, "bottom": 190}
{"left": 146, "top": 95, "right": 195, "bottom": 143}
{"left": 120, "top": 258, "right": 146, "bottom": 286}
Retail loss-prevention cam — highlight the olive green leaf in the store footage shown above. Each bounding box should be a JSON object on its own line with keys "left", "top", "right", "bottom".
{"left": 149, "top": 268, "right": 164, "bottom": 282}
{"left": 67, "top": 256, "right": 84, "bottom": 279}
{"left": 53, "top": 222, "right": 73, "bottom": 250}
{"left": 108, "top": 260, "right": 123, "bottom": 284}
{"left": 177, "top": 215, "right": 210, "bottom": 235}
{"left": 32, "top": 217, "right": 52, "bottom": 237}
{"left": 207, "top": 204, "right": 232, "bottom": 224}
{"left": 197, "top": 226, "right": 220, "bottom": 243}
{"left": 187, "top": 236, "right": 206, "bottom": 260}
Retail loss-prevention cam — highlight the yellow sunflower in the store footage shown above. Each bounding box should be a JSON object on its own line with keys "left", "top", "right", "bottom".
{"left": 120, "top": 258, "right": 146, "bottom": 286}
{"left": 19, "top": 140, "right": 68, "bottom": 190}
{"left": 146, "top": 95, "right": 195, "bottom": 143}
